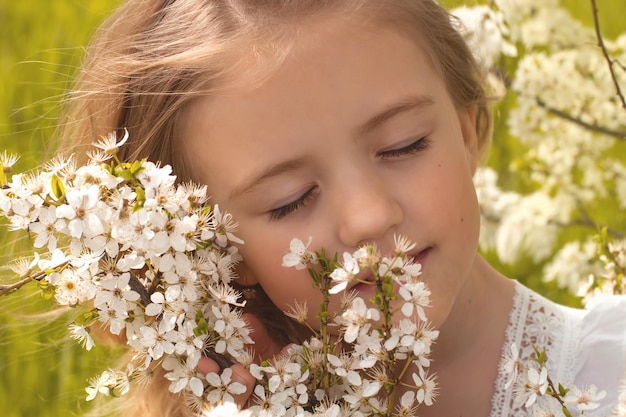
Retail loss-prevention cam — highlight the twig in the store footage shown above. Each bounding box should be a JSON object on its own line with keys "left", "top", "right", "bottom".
{"left": 0, "top": 261, "right": 69, "bottom": 296}
{"left": 536, "top": 99, "right": 626, "bottom": 139}
{"left": 573, "top": 198, "right": 625, "bottom": 239}
{"left": 128, "top": 272, "right": 151, "bottom": 306}
{"left": 0, "top": 276, "right": 35, "bottom": 296}
{"left": 546, "top": 376, "right": 574, "bottom": 417}
{"left": 590, "top": 0, "right": 626, "bottom": 109}
{"left": 203, "top": 347, "right": 234, "bottom": 371}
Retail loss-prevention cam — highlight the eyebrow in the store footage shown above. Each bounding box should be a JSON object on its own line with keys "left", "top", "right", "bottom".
{"left": 229, "top": 158, "right": 308, "bottom": 199}
{"left": 229, "top": 95, "right": 436, "bottom": 199}
{"left": 358, "top": 95, "right": 435, "bottom": 137}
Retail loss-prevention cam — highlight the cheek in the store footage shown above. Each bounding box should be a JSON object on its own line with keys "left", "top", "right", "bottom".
{"left": 455, "top": 173, "right": 481, "bottom": 240}
{"left": 433, "top": 159, "right": 480, "bottom": 230}
{"left": 235, "top": 228, "right": 314, "bottom": 304}
{"left": 252, "top": 259, "right": 324, "bottom": 318}
{"left": 235, "top": 221, "right": 336, "bottom": 320}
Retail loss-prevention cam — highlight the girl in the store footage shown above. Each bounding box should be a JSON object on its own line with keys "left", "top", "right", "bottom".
{"left": 55, "top": 0, "right": 626, "bottom": 416}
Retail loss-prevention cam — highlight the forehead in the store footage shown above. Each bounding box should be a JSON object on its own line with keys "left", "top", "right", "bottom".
{"left": 180, "top": 16, "right": 447, "bottom": 194}
{"left": 195, "top": 10, "right": 436, "bottom": 97}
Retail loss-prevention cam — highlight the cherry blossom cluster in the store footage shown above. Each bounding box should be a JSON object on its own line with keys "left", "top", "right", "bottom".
{"left": 503, "top": 343, "right": 608, "bottom": 416}
{"left": 201, "top": 236, "right": 438, "bottom": 417}
{"left": 0, "top": 133, "right": 437, "bottom": 416}
{"left": 0, "top": 131, "right": 252, "bottom": 408}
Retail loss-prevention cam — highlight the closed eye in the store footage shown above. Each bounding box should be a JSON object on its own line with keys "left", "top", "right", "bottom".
{"left": 269, "top": 186, "right": 318, "bottom": 221}
{"left": 378, "top": 137, "right": 430, "bottom": 159}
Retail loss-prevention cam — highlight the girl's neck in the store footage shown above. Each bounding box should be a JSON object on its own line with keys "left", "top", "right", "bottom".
{"left": 399, "top": 255, "right": 515, "bottom": 416}
{"left": 434, "top": 254, "right": 514, "bottom": 362}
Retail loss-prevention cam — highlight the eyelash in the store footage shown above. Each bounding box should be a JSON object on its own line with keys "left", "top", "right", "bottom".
{"left": 378, "top": 137, "right": 430, "bottom": 158}
{"left": 269, "top": 186, "right": 318, "bottom": 221}
{"left": 268, "top": 138, "right": 428, "bottom": 221}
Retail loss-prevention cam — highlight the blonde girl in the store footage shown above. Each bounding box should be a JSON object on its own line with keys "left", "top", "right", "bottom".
{"left": 57, "top": 0, "right": 626, "bottom": 416}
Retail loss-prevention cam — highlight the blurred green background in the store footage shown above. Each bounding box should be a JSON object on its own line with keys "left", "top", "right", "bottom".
{"left": 1, "top": 2, "right": 121, "bottom": 417}
{"left": 0, "top": 1, "right": 623, "bottom": 417}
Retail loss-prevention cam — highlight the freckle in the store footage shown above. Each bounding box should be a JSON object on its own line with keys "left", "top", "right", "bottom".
{"left": 460, "top": 217, "right": 464, "bottom": 222}
{"left": 438, "top": 163, "right": 442, "bottom": 168}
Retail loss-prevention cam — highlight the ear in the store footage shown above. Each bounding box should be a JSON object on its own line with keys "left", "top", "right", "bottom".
{"left": 459, "top": 106, "right": 480, "bottom": 175}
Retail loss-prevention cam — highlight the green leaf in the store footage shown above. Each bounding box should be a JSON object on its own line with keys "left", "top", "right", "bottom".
{"left": 129, "top": 159, "right": 145, "bottom": 176}
{"left": 36, "top": 280, "right": 55, "bottom": 299}
{"left": 133, "top": 186, "right": 145, "bottom": 211}
{"left": 75, "top": 310, "right": 99, "bottom": 326}
{"left": 50, "top": 174, "right": 65, "bottom": 201}
{"left": 531, "top": 344, "right": 548, "bottom": 365}
{"left": 113, "top": 165, "right": 135, "bottom": 182}
{"left": 193, "top": 310, "right": 209, "bottom": 336}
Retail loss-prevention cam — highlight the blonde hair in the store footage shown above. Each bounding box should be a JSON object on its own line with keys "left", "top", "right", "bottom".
{"left": 59, "top": 0, "right": 491, "bottom": 171}
{"left": 58, "top": 1, "right": 492, "bottom": 415}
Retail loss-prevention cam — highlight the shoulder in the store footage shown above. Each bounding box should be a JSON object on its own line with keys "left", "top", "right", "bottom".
{"left": 578, "top": 294, "right": 626, "bottom": 357}
{"left": 584, "top": 293, "right": 626, "bottom": 321}
{"left": 513, "top": 281, "right": 626, "bottom": 382}
{"left": 574, "top": 295, "right": 626, "bottom": 411}
{"left": 578, "top": 294, "right": 626, "bottom": 358}
{"left": 505, "top": 283, "right": 626, "bottom": 413}
{"left": 526, "top": 287, "right": 626, "bottom": 411}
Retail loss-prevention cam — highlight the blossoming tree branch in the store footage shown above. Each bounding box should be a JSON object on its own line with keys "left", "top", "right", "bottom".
{"left": 455, "top": 0, "right": 626, "bottom": 301}
{"left": 0, "top": 131, "right": 439, "bottom": 416}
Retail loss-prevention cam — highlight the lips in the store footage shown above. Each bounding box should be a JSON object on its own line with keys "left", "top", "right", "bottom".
{"left": 413, "top": 247, "right": 431, "bottom": 269}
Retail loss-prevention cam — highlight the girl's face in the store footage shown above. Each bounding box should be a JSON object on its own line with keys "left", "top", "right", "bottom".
{"left": 182, "top": 17, "right": 481, "bottom": 329}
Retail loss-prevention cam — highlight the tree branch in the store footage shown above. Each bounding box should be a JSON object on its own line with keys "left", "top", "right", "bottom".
{"left": 481, "top": 204, "right": 625, "bottom": 240}
{"left": 0, "top": 261, "right": 68, "bottom": 296}
{"left": 0, "top": 276, "right": 35, "bottom": 296}
{"left": 590, "top": 0, "right": 626, "bottom": 109}
{"left": 536, "top": 98, "right": 626, "bottom": 139}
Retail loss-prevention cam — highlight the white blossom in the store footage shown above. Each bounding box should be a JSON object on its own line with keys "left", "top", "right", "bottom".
{"left": 515, "top": 367, "right": 549, "bottom": 408}
{"left": 563, "top": 385, "right": 607, "bottom": 412}
{"left": 339, "top": 297, "right": 380, "bottom": 344}
{"left": 93, "top": 129, "right": 129, "bottom": 154}
{"left": 68, "top": 323, "right": 95, "bottom": 351}
{"left": 544, "top": 240, "right": 602, "bottom": 293}
{"left": 56, "top": 184, "right": 105, "bottom": 239}
{"left": 205, "top": 368, "right": 247, "bottom": 404}
{"left": 85, "top": 371, "right": 116, "bottom": 401}
{"left": 162, "top": 356, "right": 204, "bottom": 397}
{"left": 282, "top": 236, "right": 317, "bottom": 270}
{"left": 201, "top": 402, "right": 253, "bottom": 417}
{"left": 329, "top": 251, "right": 360, "bottom": 294}
{"left": 451, "top": 5, "right": 516, "bottom": 67}
{"left": 412, "top": 368, "right": 438, "bottom": 406}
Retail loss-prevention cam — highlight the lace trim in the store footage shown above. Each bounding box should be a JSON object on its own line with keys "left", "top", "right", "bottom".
{"left": 489, "top": 281, "right": 582, "bottom": 417}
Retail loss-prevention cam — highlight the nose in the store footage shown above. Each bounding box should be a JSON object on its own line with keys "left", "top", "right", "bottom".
{"left": 335, "top": 173, "right": 404, "bottom": 248}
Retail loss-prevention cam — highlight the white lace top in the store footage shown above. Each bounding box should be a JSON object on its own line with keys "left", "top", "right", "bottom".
{"left": 490, "top": 281, "right": 626, "bottom": 416}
